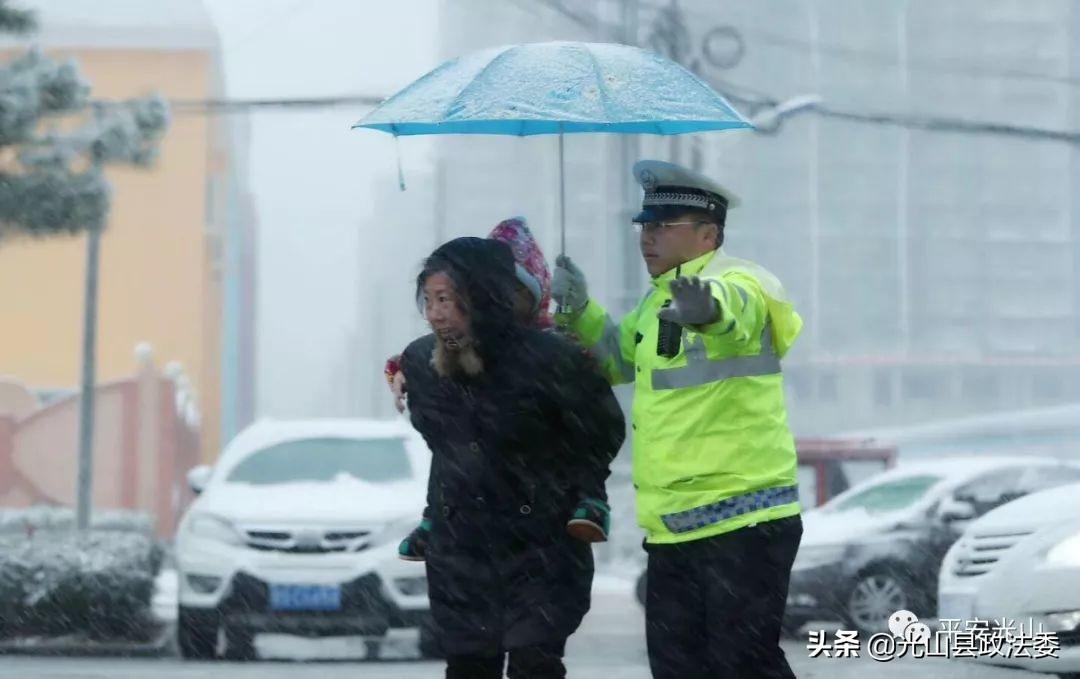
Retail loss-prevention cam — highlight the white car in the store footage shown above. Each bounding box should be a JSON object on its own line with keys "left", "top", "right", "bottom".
{"left": 786, "top": 456, "right": 1080, "bottom": 634}
{"left": 939, "top": 481, "right": 1080, "bottom": 677}
{"left": 174, "top": 418, "right": 435, "bottom": 661}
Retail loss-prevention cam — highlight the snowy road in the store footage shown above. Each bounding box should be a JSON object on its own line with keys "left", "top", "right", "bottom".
{"left": 5, "top": 576, "right": 1052, "bottom": 678}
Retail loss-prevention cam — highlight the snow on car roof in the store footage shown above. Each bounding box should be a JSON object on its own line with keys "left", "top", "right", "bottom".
{"left": 885, "top": 455, "right": 1061, "bottom": 483}
{"left": 219, "top": 417, "right": 420, "bottom": 462}
{"left": 969, "top": 480, "right": 1080, "bottom": 529}
{"left": 820, "top": 455, "right": 1065, "bottom": 510}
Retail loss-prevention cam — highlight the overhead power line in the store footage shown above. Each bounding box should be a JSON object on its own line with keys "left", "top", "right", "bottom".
{"left": 167, "top": 94, "right": 385, "bottom": 114}
{"left": 816, "top": 106, "right": 1080, "bottom": 144}
{"left": 162, "top": 89, "right": 1080, "bottom": 145}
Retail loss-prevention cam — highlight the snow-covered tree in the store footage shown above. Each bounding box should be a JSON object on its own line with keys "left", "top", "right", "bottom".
{"left": 0, "top": 0, "right": 169, "bottom": 239}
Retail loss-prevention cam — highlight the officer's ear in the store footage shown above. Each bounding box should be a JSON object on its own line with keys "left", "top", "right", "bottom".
{"left": 696, "top": 221, "right": 722, "bottom": 249}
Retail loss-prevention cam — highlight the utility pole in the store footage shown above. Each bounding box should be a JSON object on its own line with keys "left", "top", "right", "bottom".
{"left": 75, "top": 207, "right": 102, "bottom": 531}
{"left": 75, "top": 101, "right": 110, "bottom": 532}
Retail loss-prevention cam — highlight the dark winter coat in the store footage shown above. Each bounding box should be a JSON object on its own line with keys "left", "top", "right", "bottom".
{"left": 401, "top": 238, "right": 625, "bottom": 656}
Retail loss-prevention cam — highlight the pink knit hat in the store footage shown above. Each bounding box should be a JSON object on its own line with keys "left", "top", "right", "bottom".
{"left": 488, "top": 217, "right": 553, "bottom": 328}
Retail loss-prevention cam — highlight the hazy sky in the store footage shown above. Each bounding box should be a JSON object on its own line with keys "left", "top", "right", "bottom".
{"left": 202, "top": 0, "right": 438, "bottom": 420}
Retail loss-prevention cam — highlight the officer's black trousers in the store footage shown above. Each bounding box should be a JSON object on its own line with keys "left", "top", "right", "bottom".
{"left": 645, "top": 515, "right": 803, "bottom": 679}
{"left": 445, "top": 640, "right": 567, "bottom": 679}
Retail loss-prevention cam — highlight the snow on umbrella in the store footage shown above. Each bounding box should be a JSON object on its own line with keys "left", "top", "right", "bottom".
{"left": 353, "top": 40, "right": 752, "bottom": 257}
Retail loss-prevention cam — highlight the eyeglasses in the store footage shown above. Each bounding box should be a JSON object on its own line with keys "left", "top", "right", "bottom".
{"left": 633, "top": 220, "right": 709, "bottom": 234}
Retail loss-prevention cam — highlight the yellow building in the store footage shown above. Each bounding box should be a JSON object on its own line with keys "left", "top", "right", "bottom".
{"left": 0, "top": 0, "right": 255, "bottom": 460}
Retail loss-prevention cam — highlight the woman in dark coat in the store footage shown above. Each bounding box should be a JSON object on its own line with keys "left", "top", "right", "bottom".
{"left": 400, "top": 237, "right": 625, "bottom": 679}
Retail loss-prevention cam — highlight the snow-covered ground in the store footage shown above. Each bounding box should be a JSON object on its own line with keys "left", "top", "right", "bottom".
{"left": 106, "top": 569, "right": 1047, "bottom": 678}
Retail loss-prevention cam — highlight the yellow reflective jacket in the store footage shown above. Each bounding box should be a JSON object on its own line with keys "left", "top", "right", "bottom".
{"left": 558, "top": 248, "right": 803, "bottom": 544}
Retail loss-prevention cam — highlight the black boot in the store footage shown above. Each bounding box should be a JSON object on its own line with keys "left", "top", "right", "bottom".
{"left": 507, "top": 643, "right": 567, "bottom": 679}
{"left": 445, "top": 653, "right": 504, "bottom": 679}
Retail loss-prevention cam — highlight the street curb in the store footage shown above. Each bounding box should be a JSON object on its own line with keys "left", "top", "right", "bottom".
{"left": 0, "top": 625, "right": 173, "bottom": 657}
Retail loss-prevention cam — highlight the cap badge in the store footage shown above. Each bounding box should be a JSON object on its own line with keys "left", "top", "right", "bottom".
{"left": 640, "top": 169, "right": 658, "bottom": 192}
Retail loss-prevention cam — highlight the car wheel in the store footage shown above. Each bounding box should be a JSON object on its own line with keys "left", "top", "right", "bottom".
{"left": 223, "top": 624, "right": 255, "bottom": 661}
{"left": 845, "top": 568, "right": 915, "bottom": 634}
{"left": 419, "top": 617, "right": 445, "bottom": 659}
{"left": 177, "top": 606, "right": 219, "bottom": 660}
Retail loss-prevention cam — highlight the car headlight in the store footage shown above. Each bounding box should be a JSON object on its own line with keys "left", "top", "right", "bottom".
{"left": 1045, "top": 530, "right": 1080, "bottom": 567}
{"left": 187, "top": 513, "right": 244, "bottom": 546}
{"left": 1045, "top": 610, "right": 1080, "bottom": 634}
{"left": 793, "top": 544, "right": 846, "bottom": 571}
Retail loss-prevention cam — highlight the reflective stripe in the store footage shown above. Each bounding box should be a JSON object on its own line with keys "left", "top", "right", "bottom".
{"left": 598, "top": 317, "right": 635, "bottom": 383}
{"left": 660, "top": 485, "right": 800, "bottom": 534}
{"left": 594, "top": 290, "right": 653, "bottom": 384}
{"left": 651, "top": 323, "right": 780, "bottom": 391}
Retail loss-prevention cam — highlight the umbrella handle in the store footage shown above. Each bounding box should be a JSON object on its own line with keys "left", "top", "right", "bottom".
{"left": 558, "top": 130, "right": 566, "bottom": 255}
{"left": 395, "top": 135, "right": 406, "bottom": 191}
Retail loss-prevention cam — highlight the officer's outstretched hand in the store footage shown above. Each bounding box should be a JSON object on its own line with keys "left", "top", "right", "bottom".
{"left": 552, "top": 255, "right": 589, "bottom": 315}
{"left": 658, "top": 276, "right": 720, "bottom": 326}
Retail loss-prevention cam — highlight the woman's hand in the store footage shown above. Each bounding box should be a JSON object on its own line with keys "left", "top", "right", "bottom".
{"left": 385, "top": 354, "right": 408, "bottom": 413}
{"left": 392, "top": 371, "right": 408, "bottom": 413}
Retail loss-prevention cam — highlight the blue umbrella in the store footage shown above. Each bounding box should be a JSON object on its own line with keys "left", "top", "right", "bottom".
{"left": 353, "top": 41, "right": 752, "bottom": 253}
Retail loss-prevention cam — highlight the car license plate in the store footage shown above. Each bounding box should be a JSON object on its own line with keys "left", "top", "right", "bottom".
{"left": 269, "top": 584, "right": 342, "bottom": 612}
{"left": 938, "top": 592, "right": 975, "bottom": 622}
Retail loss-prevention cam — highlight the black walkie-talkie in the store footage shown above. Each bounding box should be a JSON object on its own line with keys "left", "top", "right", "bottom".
{"left": 657, "top": 264, "right": 683, "bottom": 359}
{"left": 657, "top": 301, "right": 682, "bottom": 358}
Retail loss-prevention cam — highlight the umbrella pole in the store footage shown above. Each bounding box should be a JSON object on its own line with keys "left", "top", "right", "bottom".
{"left": 558, "top": 131, "right": 566, "bottom": 255}
{"left": 555, "top": 130, "right": 571, "bottom": 317}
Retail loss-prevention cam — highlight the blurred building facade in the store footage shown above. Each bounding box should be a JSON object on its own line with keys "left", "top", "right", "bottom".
{"left": 0, "top": 0, "right": 257, "bottom": 460}
{"left": 680, "top": 0, "right": 1080, "bottom": 434}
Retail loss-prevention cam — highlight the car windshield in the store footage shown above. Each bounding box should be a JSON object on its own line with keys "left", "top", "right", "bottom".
{"left": 225, "top": 437, "right": 412, "bottom": 485}
{"left": 828, "top": 474, "right": 943, "bottom": 514}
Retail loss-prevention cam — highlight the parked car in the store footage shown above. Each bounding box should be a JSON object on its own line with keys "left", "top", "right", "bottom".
{"left": 939, "top": 481, "right": 1080, "bottom": 677}
{"left": 174, "top": 419, "right": 436, "bottom": 660}
{"left": 785, "top": 456, "right": 1080, "bottom": 635}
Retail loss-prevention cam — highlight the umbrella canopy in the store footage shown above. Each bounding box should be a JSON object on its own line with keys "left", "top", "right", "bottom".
{"left": 353, "top": 41, "right": 752, "bottom": 136}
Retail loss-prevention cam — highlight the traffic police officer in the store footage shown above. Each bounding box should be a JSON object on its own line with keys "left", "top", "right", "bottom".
{"left": 552, "top": 160, "right": 804, "bottom": 679}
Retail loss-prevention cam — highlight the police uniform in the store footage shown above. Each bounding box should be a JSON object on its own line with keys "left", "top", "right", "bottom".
{"left": 558, "top": 160, "right": 805, "bottom": 678}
